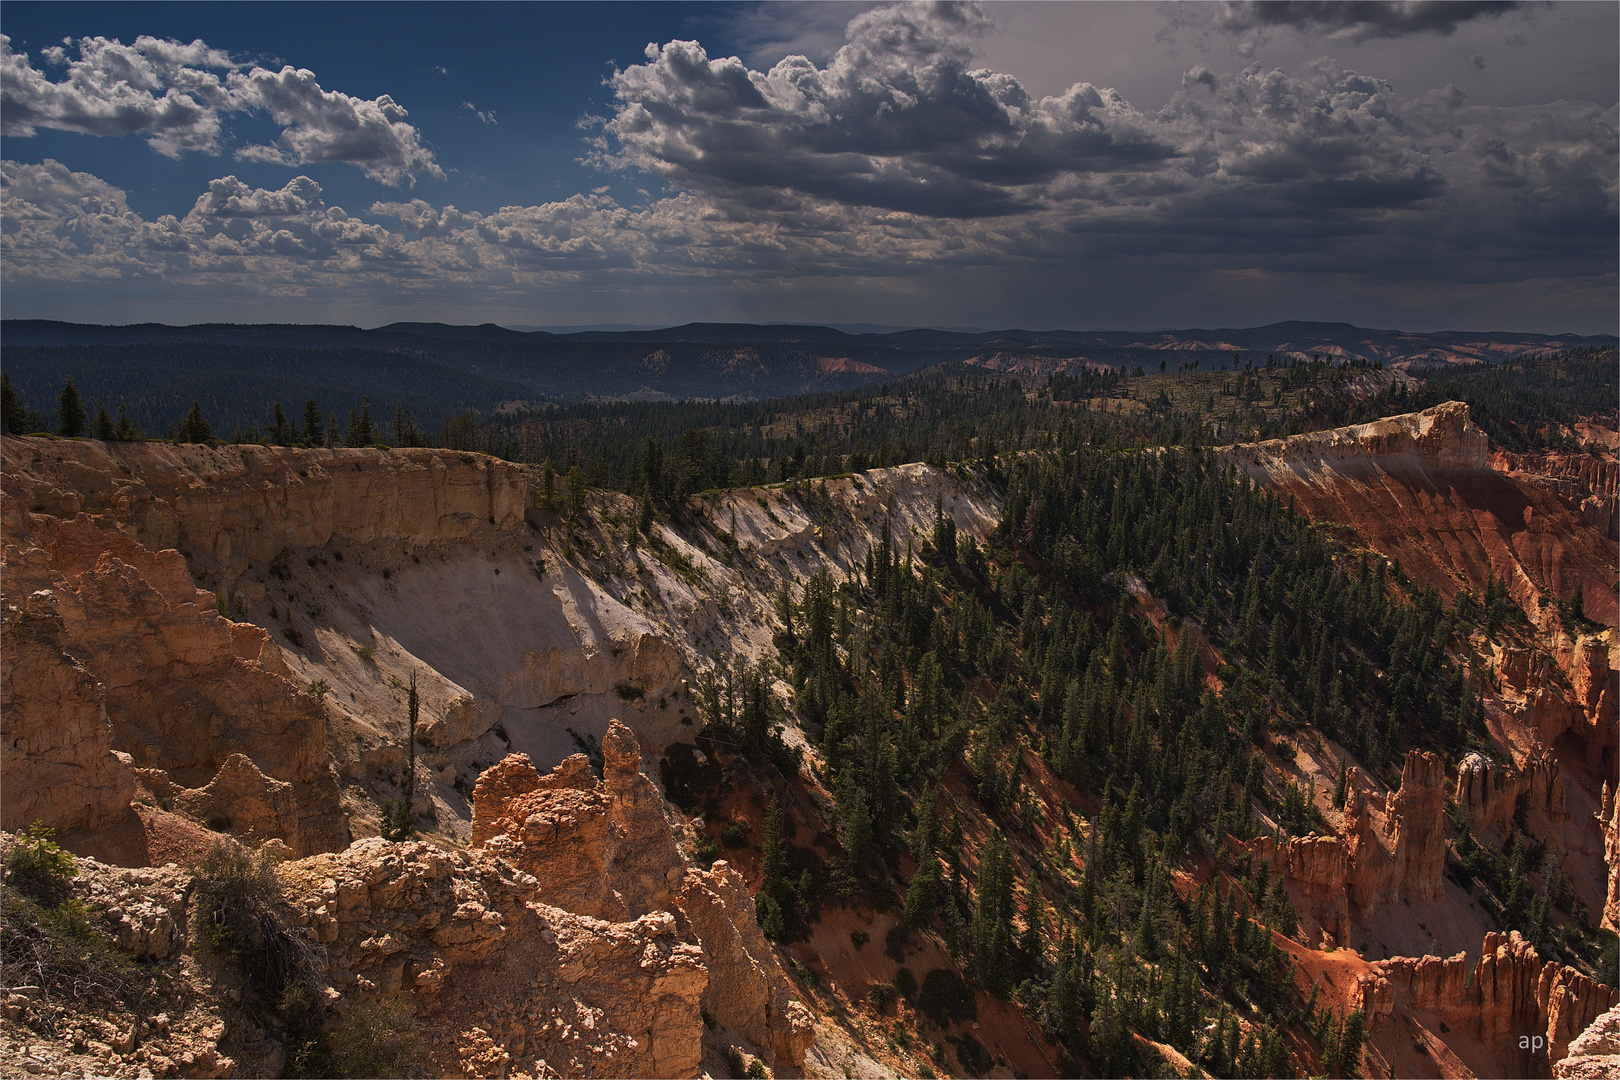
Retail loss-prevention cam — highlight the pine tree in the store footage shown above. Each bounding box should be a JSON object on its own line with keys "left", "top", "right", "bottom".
{"left": 384, "top": 672, "right": 420, "bottom": 840}
{"left": 566, "top": 465, "right": 587, "bottom": 519}
{"left": 970, "top": 831, "right": 1015, "bottom": 998}
{"left": 539, "top": 460, "right": 557, "bottom": 511}
{"left": 271, "top": 402, "right": 290, "bottom": 445}
{"left": 92, "top": 404, "right": 115, "bottom": 441}
{"left": 392, "top": 401, "right": 416, "bottom": 447}
{"left": 177, "top": 400, "right": 212, "bottom": 444}
{"left": 301, "top": 399, "right": 322, "bottom": 445}
{"left": 346, "top": 397, "right": 376, "bottom": 447}
{"left": 57, "top": 377, "right": 87, "bottom": 438}
{"left": 1, "top": 373, "right": 25, "bottom": 434}
{"left": 113, "top": 404, "right": 141, "bottom": 442}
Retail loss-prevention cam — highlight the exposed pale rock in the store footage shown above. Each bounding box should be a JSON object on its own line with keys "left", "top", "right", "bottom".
{"left": 1602, "top": 783, "right": 1620, "bottom": 932}
{"left": 0, "top": 499, "right": 346, "bottom": 854}
{"left": 1556, "top": 1004, "right": 1620, "bottom": 1079}
{"left": 1225, "top": 400, "right": 1489, "bottom": 480}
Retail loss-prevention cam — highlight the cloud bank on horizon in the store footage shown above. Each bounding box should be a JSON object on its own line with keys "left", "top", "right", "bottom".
{"left": 0, "top": 2, "right": 1614, "bottom": 332}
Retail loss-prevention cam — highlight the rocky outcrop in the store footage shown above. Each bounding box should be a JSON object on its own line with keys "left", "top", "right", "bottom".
{"left": 1225, "top": 400, "right": 1489, "bottom": 480}
{"left": 1222, "top": 402, "right": 1619, "bottom": 643}
{"left": 281, "top": 837, "right": 709, "bottom": 1080}
{"left": 679, "top": 862, "right": 816, "bottom": 1067}
{"left": 1344, "top": 750, "right": 1448, "bottom": 909}
{"left": 0, "top": 502, "right": 345, "bottom": 855}
{"left": 1359, "top": 931, "right": 1619, "bottom": 1063}
{"left": 469, "top": 721, "right": 814, "bottom": 1070}
{"left": 1456, "top": 750, "right": 1569, "bottom": 838}
{"left": 1238, "top": 833, "right": 1352, "bottom": 946}
{"left": 0, "top": 589, "right": 135, "bottom": 834}
{"left": 1242, "top": 752, "right": 1451, "bottom": 948}
{"left": 1556, "top": 1004, "right": 1620, "bottom": 1079}
{"left": 1601, "top": 783, "right": 1620, "bottom": 932}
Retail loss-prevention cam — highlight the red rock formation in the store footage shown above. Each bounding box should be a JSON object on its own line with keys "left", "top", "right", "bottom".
{"left": 1457, "top": 750, "right": 1569, "bottom": 838}
{"left": 1358, "top": 931, "right": 1619, "bottom": 1064}
{"left": 1223, "top": 401, "right": 1618, "bottom": 629}
{"left": 1343, "top": 750, "right": 1449, "bottom": 910}
{"left": 1492, "top": 449, "right": 1618, "bottom": 541}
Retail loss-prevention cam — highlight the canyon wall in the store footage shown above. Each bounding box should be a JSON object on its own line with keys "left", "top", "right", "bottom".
{"left": 1359, "top": 931, "right": 1618, "bottom": 1063}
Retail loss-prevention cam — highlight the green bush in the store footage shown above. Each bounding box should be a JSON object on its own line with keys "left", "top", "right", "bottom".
{"left": 869, "top": 982, "right": 899, "bottom": 1012}
{"left": 287, "top": 994, "right": 424, "bottom": 1078}
{"left": 954, "top": 1033, "right": 992, "bottom": 1076}
{"left": 894, "top": 966, "right": 918, "bottom": 1001}
{"left": 0, "top": 830, "right": 157, "bottom": 1036}
{"left": 721, "top": 820, "right": 752, "bottom": 849}
{"left": 3, "top": 823, "right": 78, "bottom": 907}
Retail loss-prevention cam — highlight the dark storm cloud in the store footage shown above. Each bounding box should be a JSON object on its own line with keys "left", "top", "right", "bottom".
{"left": 1211, "top": 2, "right": 1533, "bottom": 41}
{"left": 599, "top": 3, "right": 1176, "bottom": 218}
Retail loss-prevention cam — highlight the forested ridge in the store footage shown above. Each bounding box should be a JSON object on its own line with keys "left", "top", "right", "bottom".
{"left": 660, "top": 428, "right": 1614, "bottom": 1077}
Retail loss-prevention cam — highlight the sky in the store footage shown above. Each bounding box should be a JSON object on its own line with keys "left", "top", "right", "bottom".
{"left": 1, "top": 1, "right": 1615, "bottom": 333}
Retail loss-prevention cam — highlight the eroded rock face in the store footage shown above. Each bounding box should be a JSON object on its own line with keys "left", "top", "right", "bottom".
{"left": 0, "top": 500, "right": 345, "bottom": 855}
{"left": 1225, "top": 400, "right": 1490, "bottom": 479}
{"left": 1359, "top": 931, "right": 1619, "bottom": 1064}
{"left": 0, "top": 439, "right": 528, "bottom": 584}
{"left": 469, "top": 720, "right": 814, "bottom": 1071}
{"left": 1340, "top": 750, "right": 1449, "bottom": 912}
{"left": 0, "top": 590, "right": 135, "bottom": 834}
{"left": 1457, "top": 750, "right": 1569, "bottom": 839}
{"left": 280, "top": 837, "right": 708, "bottom": 1080}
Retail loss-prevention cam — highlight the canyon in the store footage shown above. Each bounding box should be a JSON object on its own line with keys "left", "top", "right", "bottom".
{"left": 2, "top": 399, "right": 1615, "bottom": 1078}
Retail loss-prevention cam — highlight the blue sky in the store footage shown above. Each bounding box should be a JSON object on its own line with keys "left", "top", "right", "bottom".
{"left": 2, "top": 2, "right": 1615, "bottom": 332}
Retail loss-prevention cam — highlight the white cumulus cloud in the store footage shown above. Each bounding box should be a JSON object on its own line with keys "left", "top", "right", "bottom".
{"left": 1, "top": 34, "right": 441, "bottom": 185}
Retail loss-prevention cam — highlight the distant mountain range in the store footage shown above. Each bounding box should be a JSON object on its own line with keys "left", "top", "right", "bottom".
{"left": 3, "top": 318, "right": 1611, "bottom": 436}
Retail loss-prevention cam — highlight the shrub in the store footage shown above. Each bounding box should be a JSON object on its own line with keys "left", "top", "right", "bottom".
{"left": 954, "top": 1033, "right": 992, "bottom": 1076}
{"left": 894, "top": 966, "right": 918, "bottom": 1001}
{"left": 1, "top": 828, "right": 156, "bottom": 1034}
{"left": 869, "top": 982, "right": 899, "bottom": 1012}
{"left": 286, "top": 993, "right": 424, "bottom": 1078}
{"left": 918, "top": 968, "right": 976, "bottom": 1025}
{"left": 722, "top": 820, "right": 753, "bottom": 849}
{"left": 3, "top": 823, "right": 77, "bottom": 907}
{"left": 850, "top": 928, "right": 869, "bottom": 950}
{"left": 193, "top": 842, "right": 323, "bottom": 1032}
